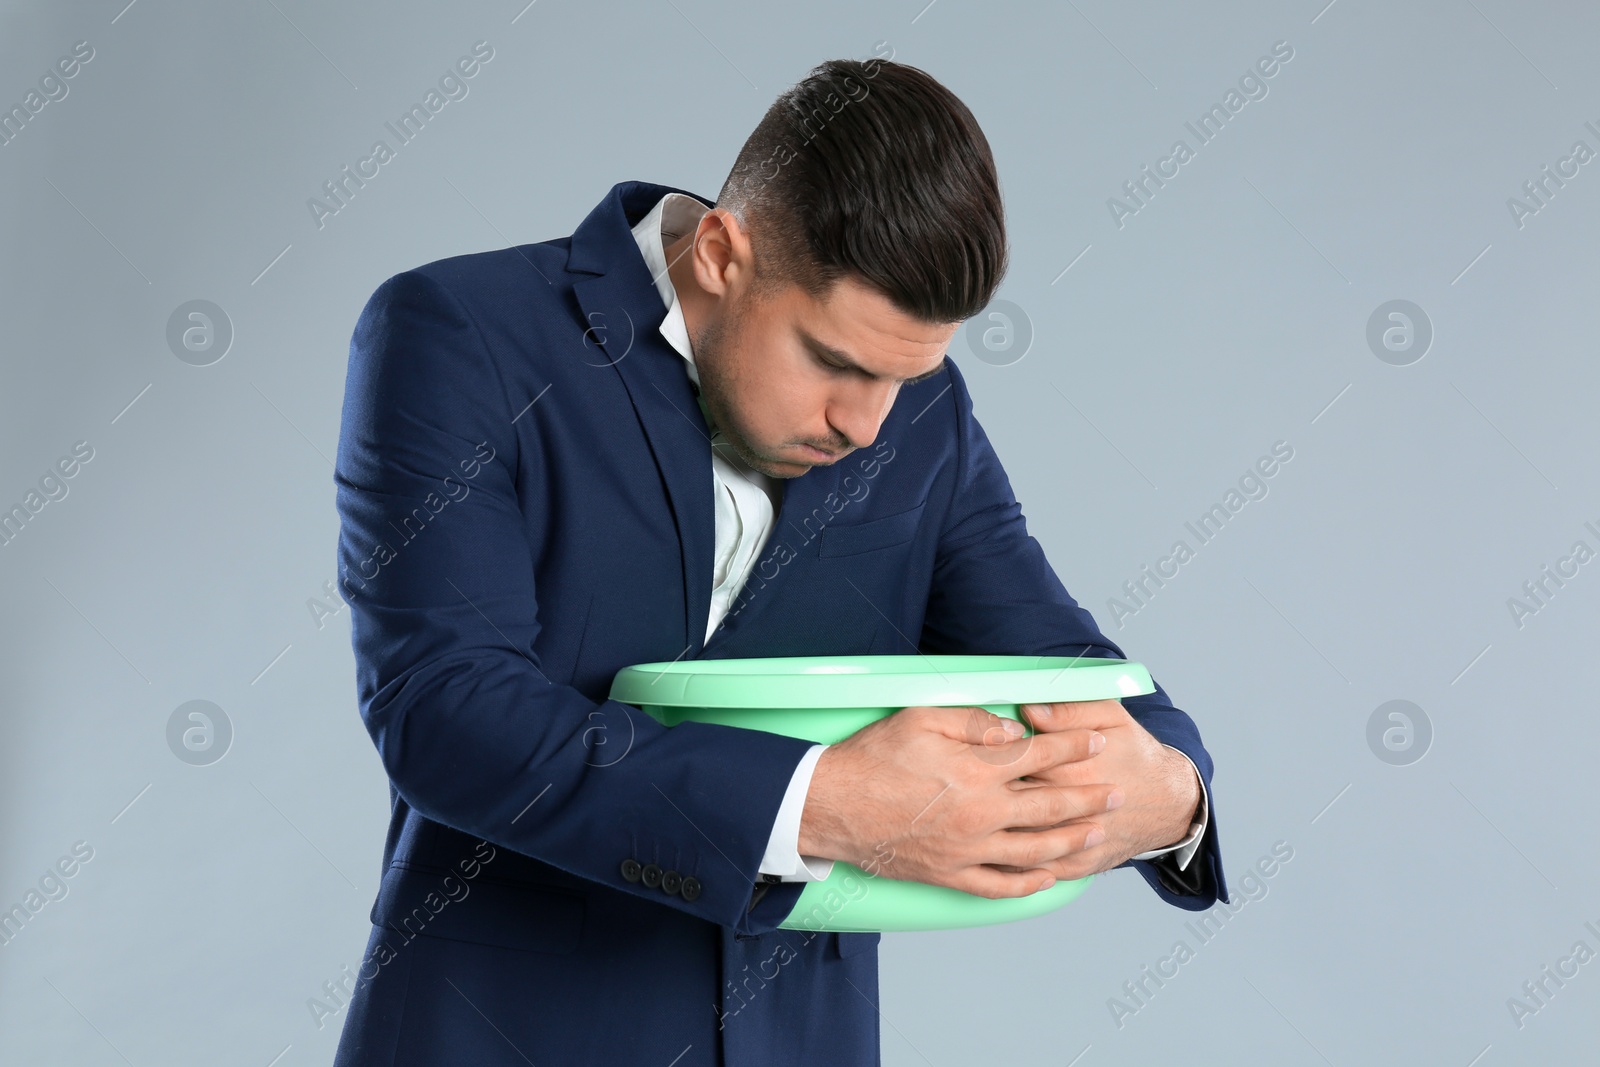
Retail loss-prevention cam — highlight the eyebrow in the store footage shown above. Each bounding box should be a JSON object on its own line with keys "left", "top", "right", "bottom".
{"left": 799, "top": 328, "right": 946, "bottom": 385}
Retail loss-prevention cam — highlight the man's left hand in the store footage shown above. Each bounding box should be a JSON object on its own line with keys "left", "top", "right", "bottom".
{"left": 986, "top": 699, "right": 1200, "bottom": 882}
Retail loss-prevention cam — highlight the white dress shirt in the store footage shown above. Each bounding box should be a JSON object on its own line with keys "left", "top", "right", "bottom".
{"left": 629, "top": 191, "right": 1208, "bottom": 887}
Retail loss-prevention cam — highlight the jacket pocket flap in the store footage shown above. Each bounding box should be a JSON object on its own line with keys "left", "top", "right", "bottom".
{"left": 817, "top": 501, "right": 925, "bottom": 558}
{"left": 833, "top": 930, "right": 882, "bottom": 958}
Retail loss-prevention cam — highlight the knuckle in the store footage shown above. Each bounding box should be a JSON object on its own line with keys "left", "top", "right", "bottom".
{"left": 1048, "top": 792, "right": 1081, "bottom": 824}
{"left": 1064, "top": 788, "right": 1098, "bottom": 821}
{"left": 1036, "top": 735, "right": 1068, "bottom": 767}
{"left": 1050, "top": 853, "right": 1085, "bottom": 880}
{"left": 994, "top": 734, "right": 1030, "bottom": 766}
{"left": 1017, "top": 838, "right": 1047, "bottom": 867}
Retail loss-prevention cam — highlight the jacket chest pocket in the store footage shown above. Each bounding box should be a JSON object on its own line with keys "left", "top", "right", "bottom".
{"left": 817, "top": 500, "right": 925, "bottom": 558}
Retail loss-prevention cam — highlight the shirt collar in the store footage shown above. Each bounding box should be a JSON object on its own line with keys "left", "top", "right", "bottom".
{"left": 629, "top": 191, "right": 712, "bottom": 388}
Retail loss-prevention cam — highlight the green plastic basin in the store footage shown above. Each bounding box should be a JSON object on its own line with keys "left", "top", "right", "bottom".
{"left": 607, "top": 654, "right": 1155, "bottom": 933}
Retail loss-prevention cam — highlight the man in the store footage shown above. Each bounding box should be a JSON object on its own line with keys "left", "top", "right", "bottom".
{"left": 332, "top": 57, "right": 1227, "bottom": 1066}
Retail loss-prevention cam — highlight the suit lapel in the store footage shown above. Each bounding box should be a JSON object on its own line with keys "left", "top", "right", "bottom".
{"left": 566, "top": 181, "right": 841, "bottom": 657}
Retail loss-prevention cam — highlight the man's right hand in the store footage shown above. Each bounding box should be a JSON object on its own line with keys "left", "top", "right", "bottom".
{"left": 796, "top": 706, "right": 1117, "bottom": 900}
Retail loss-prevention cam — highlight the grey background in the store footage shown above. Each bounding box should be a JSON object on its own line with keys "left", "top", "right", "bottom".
{"left": 3, "top": 0, "right": 1596, "bottom": 1063}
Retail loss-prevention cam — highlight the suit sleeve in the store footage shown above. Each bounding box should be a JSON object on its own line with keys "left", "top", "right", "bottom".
{"left": 915, "top": 360, "right": 1230, "bottom": 911}
{"left": 334, "top": 269, "right": 817, "bottom": 935}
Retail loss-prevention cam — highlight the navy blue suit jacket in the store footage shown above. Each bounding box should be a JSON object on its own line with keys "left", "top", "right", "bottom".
{"left": 331, "top": 179, "right": 1228, "bottom": 1066}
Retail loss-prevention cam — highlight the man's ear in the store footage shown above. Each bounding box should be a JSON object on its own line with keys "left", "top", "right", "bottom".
{"left": 696, "top": 208, "right": 756, "bottom": 299}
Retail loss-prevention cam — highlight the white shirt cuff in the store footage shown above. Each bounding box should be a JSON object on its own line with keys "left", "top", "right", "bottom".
{"left": 1129, "top": 745, "right": 1208, "bottom": 871}
{"left": 758, "top": 744, "right": 835, "bottom": 882}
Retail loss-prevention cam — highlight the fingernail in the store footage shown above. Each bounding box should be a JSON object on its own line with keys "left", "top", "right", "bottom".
{"left": 1030, "top": 703, "right": 1053, "bottom": 720}
{"left": 1002, "top": 718, "right": 1026, "bottom": 736}
{"left": 1105, "top": 790, "right": 1124, "bottom": 812}
{"left": 1088, "top": 731, "right": 1105, "bottom": 754}
{"left": 1040, "top": 876, "right": 1057, "bottom": 890}
{"left": 1085, "top": 827, "right": 1105, "bottom": 848}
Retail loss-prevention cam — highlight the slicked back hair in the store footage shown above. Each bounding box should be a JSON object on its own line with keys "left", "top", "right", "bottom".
{"left": 715, "top": 57, "right": 1008, "bottom": 325}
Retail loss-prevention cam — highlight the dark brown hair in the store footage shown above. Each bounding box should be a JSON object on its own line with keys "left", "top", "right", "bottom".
{"left": 715, "top": 56, "right": 1008, "bottom": 325}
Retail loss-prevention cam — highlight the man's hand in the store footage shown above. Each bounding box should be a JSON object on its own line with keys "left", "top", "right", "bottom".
{"left": 797, "top": 705, "right": 1126, "bottom": 900}
{"left": 991, "top": 699, "right": 1201, "bottom": 882}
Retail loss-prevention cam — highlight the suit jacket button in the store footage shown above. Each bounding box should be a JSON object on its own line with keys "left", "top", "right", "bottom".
{"left": 641, "top": 862, "right": 663, "bottom": 889}
{"left": 680, "top": 875, "right": 701, "bottom": 901}
{"left": 661, "top": 869, "right": 682, "bottom": 895}
{"left": 620, "top": 858, "right": 643, "bottom": 883}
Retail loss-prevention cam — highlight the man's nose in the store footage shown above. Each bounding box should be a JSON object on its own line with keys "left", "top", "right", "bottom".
{"left": 828, "top": 383, "right": 898, "bottom": 450}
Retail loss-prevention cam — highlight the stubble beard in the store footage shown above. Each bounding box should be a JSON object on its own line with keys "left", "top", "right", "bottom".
{"left": 692, "top": 309, "right": 807, "bottom": 480}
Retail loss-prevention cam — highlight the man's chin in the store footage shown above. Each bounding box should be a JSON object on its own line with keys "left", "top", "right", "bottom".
{"left": 727, "top": 440, "right": 813, "bottom": 479}
{"left": 751, "top": 457, "right": 812, "bottom": 479}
